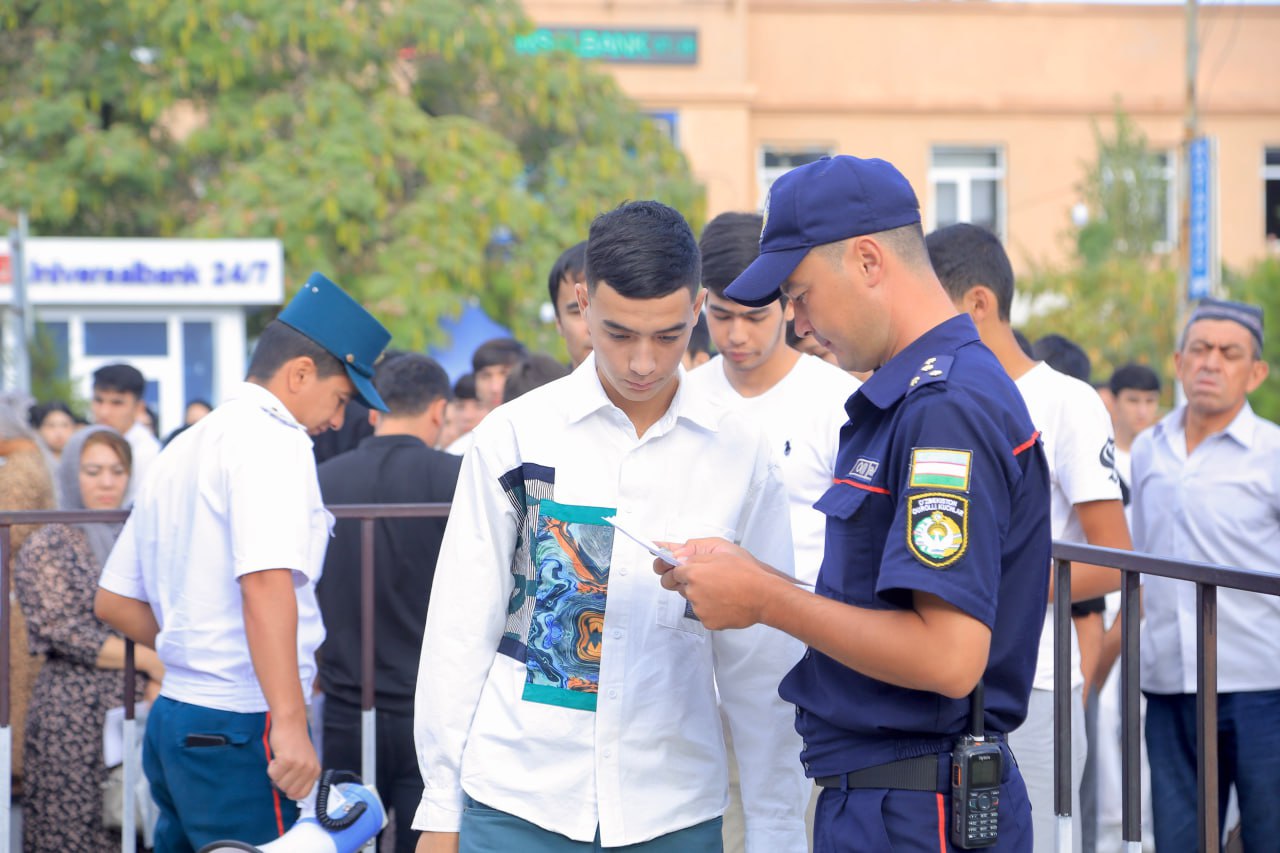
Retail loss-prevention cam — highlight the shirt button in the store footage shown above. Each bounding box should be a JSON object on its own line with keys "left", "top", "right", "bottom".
{"left": 612, "top": 630, "right": 623, "bottom": 639}
{"left": 619, "top": 567, "right": 628, "bottom": 576}
{"left": 804, "top": 650, "right": 812, "bottom": 660}
{"left": 603, "top": 749, "right": 613, "bottom": 759}
{"left": 608, "top": 689, "right": 618, "bottom": 699}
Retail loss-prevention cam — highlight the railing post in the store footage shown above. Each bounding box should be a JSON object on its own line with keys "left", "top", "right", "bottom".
{"left": 360, "top": 517, "right": 377, "bottom": 796}
{"left": 1, "top": 523, "right": 12, "bottom": 853}
{"left": 1196, "top": 583, "right": 1219, "bottom": 853}
{"left": 1053, "top": 558, "right": 1073, "bottom": 853}
{"left": 1120, "top": 568, "right": 1142, "bottom": 853}
{"left": 121, "top": 640, "right": 137, "bottom": 853}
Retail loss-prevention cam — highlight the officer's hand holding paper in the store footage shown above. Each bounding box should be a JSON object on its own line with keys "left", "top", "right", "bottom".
{"left": 653, "top": 537, "right": 812, "bottom": 631}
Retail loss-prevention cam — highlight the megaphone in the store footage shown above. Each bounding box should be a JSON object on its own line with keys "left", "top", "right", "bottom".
{"left": 197, "top": 770, "right": 387, "bottom": 853}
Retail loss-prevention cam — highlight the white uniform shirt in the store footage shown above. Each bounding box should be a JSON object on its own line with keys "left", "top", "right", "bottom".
{"left": 1133, "top": 403, "right": 1280, "bottom": 694}
{"left": 1016, "top": 363, "right": 1123, "bottom": 691}
{"left": 100, "top": 382, "right": 330, "bottom": 713}
{"left": 124, "top": 420, "right": 162, "bottom": 503}
{"left": 413, "top": 356, "right": 808, "bottom": 851}
{"left": 684, "top": 354, "right": 859, "bottom": 584}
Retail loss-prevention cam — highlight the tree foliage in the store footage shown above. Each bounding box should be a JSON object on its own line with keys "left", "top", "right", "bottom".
{"left": 1225, "top": 257, "right": 1280, "bottom": 422}
{"left": 1018, "top": 107, "right": 1179, "bottom": 388}
{"left": 0, "top": 0, "right": 703, "bottom": 355}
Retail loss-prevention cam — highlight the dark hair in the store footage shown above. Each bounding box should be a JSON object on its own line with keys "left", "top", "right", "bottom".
{"left": 503, "top": 354, "right": 570, "bottom": 404}
{"left": 1109, "top": 362, "right": 1161, "bottom": 395}
{"left": 247, "top": 320, "right": 345, "bottom": 382}
{"left": 92, "top": 364, "right": 145, "bottom": 397}
{"left": 687, "top": 311, "right": 712, "bottom": 357}
{"left": 82, "top": 429, "right": 133, "bottom": 475}
{"left": 372, "top": 353, "right": 451, "bottom": 417}
{"left": 472, "top": 338, "right": 527, "bottom": 374}
{"left": 452, "top": 373, "right": 477, "bottom": 402}
{"left": 925, "top": 223, "right": 1015, "bottom": 322}
{"left": 700, "top": 212, "right": 763, "bottom": 299}
{"left": 1033, "top": 334, "right": 1092, "bottom": 382}
{"left": 186, "top": 399, "right": 213, "bottom": 412}
{"left": 547, "top": 241, "right": 587, "bottom": 312}
{"left": 29, "top": 400, "right": 74, "bottom": 429}
{"left": 585, "top": 200, "right": 700, "bottom": 299}
{"left": 142, "top": 405, "right": 159, "bottom": 438}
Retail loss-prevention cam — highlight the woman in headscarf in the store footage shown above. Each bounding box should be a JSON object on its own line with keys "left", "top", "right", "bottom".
{"left": 14, "top": 426, "right": 164, "bottom": 853}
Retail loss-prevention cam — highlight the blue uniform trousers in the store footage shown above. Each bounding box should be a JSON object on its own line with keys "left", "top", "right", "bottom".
{"left": 813, "top": 747, "right": 1032, "bottom": 853}
{"left": 142, "top": 696, "right": 300, "bottom": 852}
{"left": 459, "top": 796, "right": 723, "bottom": 853}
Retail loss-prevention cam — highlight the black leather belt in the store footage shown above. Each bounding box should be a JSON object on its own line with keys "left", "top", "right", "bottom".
{"left": 815, "top": 753, "right": 940, "bottom": 792}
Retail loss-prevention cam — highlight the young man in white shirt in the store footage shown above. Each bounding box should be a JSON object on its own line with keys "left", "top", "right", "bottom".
{"left": 928, "top": 223, "right": 1129, "bottom": 853}
{"left": 413, "top": 201, "right": 809, "bottom": 853}
{"left": 94, "top": 274, "right": 391, "bottom": 850}
{"left": 685, "top": 212, "right": 860, "bottom": 586}
{"left": 91, "top": 363, "right": 161, "bottom": 500}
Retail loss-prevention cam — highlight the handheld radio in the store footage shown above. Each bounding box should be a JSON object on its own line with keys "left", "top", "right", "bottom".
{"left": 950, "top": 681, "right": 1003, "bottom": 849}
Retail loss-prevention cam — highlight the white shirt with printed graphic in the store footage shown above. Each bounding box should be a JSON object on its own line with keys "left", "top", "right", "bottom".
{"left": 412, "top": 355, "right": 808, "bottom": 851}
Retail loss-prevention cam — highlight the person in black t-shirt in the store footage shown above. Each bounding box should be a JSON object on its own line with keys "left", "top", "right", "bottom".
{"left": 316, "top": 353, "right": 462, "bottom": 853}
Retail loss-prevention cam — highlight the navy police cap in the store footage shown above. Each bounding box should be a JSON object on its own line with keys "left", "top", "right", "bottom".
{"left": 725, "top": 155, "right": 921, "bottom": 307}
{"left": 278, "top": 272, "right": 392, "bottom": 412}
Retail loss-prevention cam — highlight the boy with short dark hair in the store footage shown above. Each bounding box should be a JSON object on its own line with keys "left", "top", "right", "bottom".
{"left": 547, "top": 241, "right": 593, "bottom": 368}
{"left": 414, "top": 201, "right": 808, "bottom": 853}
{"left": 92, "top": 363, "right": 161, "bottom": 498}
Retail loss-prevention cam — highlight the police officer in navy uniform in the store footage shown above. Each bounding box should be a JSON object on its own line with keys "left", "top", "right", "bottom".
{"left": 655, "top": 155, "right": 1050, "bottom": 851}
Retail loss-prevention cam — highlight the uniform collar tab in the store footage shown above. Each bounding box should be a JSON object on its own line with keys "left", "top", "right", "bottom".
{"left": 857, "top": 314, "right": 979, "bottom": 410}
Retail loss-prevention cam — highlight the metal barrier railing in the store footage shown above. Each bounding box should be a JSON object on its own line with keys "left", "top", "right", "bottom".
{"left": 1, "top": 506, "right": 1277, "bottom": 853}
{"left": 0, "top": 503, "right": 450, "bottom": 853}
{"left": 1051, "top": 541, "right": 1280, "bottom": 853}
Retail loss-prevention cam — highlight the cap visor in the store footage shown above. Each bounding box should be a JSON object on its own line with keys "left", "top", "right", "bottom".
{"left": 723, "top": 247, "right": 809, "bottom": 308}
{"left": 348, "top": 367, "right": 388, "bottom": 413}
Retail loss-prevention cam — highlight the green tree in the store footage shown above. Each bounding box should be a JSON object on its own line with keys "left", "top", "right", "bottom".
{"left": 1018, "top": 107, "right": 1179, "bottom": 388}
{"left": 1225, "top": 257, "right": 1280, "bottom": 422}
{"left": 0, "top": 0, "right": 703, "bottom": 356}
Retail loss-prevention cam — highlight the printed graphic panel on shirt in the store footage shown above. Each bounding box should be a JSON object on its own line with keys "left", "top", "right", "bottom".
{"left": 906, "top": 492, "right": 969, "bottom": 569}
{"left": 908, "top": 447, "right": 972, "bottom": 492}
{"left": 522, "top": 499, "right": 615, "bottom": 712}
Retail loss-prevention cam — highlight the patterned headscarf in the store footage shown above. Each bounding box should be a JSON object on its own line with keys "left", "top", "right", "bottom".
{"left": 57, "top": 426, "right": 129, "bottom": 569}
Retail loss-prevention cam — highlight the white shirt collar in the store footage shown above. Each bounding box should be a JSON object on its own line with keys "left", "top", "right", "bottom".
{"left": 225, "top": 381, "right": 308, "bottom": 434}
{"left": 1160, "top": 400, "right": 1259, "bottom": 451}
{"left": 562, "top": 354, "right": 722, "bottom": 434}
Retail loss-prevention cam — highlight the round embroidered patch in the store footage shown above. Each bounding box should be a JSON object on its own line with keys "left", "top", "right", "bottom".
{"left": 907, "top": 492, "right": 969, "bottom": 569}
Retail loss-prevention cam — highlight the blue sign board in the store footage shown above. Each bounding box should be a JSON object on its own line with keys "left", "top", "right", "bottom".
{"left": 1188, "top": 136, "right": 1213, "bottom": 301}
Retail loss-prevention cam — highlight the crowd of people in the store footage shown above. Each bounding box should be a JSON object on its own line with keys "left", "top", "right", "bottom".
{"left": 0, "top": 153, "right": 1273, "bottom": 853}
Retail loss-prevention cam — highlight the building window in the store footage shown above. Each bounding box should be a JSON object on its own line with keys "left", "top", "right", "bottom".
{"left": 1265, "top": 148, "right": 1280, "bottom": 244}
{"left": 929, "top": 146, "right": 1005, "bottom": 237}
{"left": 645, "top": 111, "right": 679, "bottom": 147}
{"left": 83, "top": 321, "right": 168, "bottom": 357}
{"left": 758, "top": 146, "right": 832, "bottom": 208}
{"left": 183, "top": 321, "right": 215, "bottom": 407}
{"left": 1151, "top": 150, "right": 1177, "bottom": 252}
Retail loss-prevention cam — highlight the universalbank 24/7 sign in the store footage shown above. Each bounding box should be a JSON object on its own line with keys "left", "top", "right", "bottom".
{"left": 0, "top": 238, "right": 284, "bottom": 306}
{"left": 514, "top": 27, "right": 698, "bottom": 65}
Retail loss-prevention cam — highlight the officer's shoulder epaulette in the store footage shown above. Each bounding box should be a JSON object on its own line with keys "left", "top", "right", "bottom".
{"left": 906, "top": 354, "right": 955, "bottom": 395}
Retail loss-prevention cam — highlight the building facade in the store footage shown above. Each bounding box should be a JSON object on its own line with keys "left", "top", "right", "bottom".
{"left": 522, "top": 0, "right": 1280, "bottom": 272}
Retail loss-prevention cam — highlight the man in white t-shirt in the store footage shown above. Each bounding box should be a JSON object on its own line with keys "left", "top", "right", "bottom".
{"left": 685, "top": 212, "right": 860, "bottom": 586}
{"left": 928, "top": 223, "right": 1129, "bottom": 853}
{"left": 683, "top": 212, "right": 859, "bottom": 853}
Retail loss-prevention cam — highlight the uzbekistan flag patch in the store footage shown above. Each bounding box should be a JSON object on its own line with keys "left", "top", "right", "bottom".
{"left": 908, "top": 448, "right": 972, "bottom": 492}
